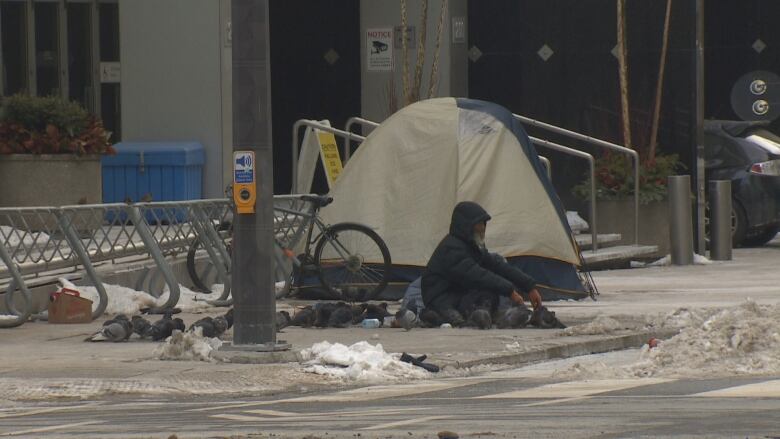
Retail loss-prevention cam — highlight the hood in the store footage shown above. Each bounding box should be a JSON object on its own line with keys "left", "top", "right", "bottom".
{"left": 449, "top": 201, "right": 491, "bottom": 242}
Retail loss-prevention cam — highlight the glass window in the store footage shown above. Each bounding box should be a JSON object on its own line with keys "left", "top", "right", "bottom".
{"left": 99, "top": 1, "right": 120, "bottom": 140}
{"left": 34, "top": 1, "right": 60, "bottom": 96}
{"left": 67, "top": 2, "right": 92, "bottom": 109}
{"left": 1, "top": 1, "right": 28, "bottom": 95}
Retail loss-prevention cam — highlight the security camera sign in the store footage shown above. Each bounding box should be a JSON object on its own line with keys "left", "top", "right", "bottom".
{"left": 366, "top": 28, "right": 393, "bottom": 72}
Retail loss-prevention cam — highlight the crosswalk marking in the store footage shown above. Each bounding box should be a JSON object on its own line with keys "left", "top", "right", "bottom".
{"left": 0, "top": 420, "right": 104, "bottom": 437}
{"left": 0, "top": 403, "right": 101, "bottom": 419}
{"left": 474, "top": 378, "right": 672, "bottom": 399}
{"left": 694, "top": 379, "right": 780, "bottom": 398}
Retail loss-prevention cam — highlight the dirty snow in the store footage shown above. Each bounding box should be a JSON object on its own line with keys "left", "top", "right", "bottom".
{"left": 561, "top": 315, "right": 627, "bottom": 336}
{"left": 58, "top": 279, "right": 215, "bottom": 316}
{"left": 155, "top": 328, "right": 223, "bottom": 362}
{"left": 554, "top": 300, "right": 780, "bottom": 379}
{"left": 566, "top": 211, "right": 589, "bottom": 233}
{"left": 631, "top": 253, "right": 713, "bottom": 268}
{"left": 0, "top": 226, "right": 50, "bottom": 248}
{"left": 300, "top": 341, "right": 430, "bottom": 383}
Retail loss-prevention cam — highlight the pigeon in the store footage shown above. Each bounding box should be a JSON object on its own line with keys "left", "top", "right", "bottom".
{"left": 222, "top": 308, "right": 234, "bottom": 329}
{"left": 437, "top": 431, "right": 459, "bottom": 439}
{"left": 131, "top": 315, "right": 153, "bottom": 338}
{"left": 86, "top": 314, "right": 132, "bottom": 342}
{"left": 419, "top": 308, "right": 443, "bottom": 328}
{"left": 496, "top": 305, "right": 532, "bottom": 329}
{"left": 327, "top": 305, "right": 353, "bottom": 328}
{"left": 467, "top": 309, "right": 493, "bottom": 330}
{"left": 290, "top": 306, "right": 316, "bottom": 327}
{"left": 394, "top": 308, "right": 418, "bottom": 331}
{"left": 529, "top": 306, "right": 567, "bottom": 329}
{"left": 351, "top": 303, "right": 368, "bottom": 324}
{"left": 364, "top": 303, "right": 392, "bottom": 323}
{"left": 314, "top": 303, "right": 337, "bottom": 328}
{"left": 189, "top": 316, "right": 221, "bottom": 338}
{"left": 150, "top": 311, "right": 186, "bottom": 341}
{"left": 276, "top": 311, "right": 291, "bottom": 330}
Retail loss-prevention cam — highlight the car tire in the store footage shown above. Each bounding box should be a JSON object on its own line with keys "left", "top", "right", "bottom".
{"left": 743, "top": 224, "right": 780, "bottom": 247}
{"left": 731, "top": 201, "right": 748, "bottom": 248}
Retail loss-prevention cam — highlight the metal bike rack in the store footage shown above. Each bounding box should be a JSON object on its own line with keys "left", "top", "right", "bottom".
{"left": 0, "top": 199, "right": 236, "bottom": 326}
{"left": 291, "top": 119, "right": 366, "bottom": 194}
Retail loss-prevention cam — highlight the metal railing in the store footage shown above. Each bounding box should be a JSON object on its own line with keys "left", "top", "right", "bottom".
{"left": 527, "top": 136, "right": 597, "bottom": 251}
{"left": 291, "top": 119, "right": 366, "bottom": 193}
{"left": 513, "top": 113, "right": 640, "bottom": 246}
{"left": 0, "top": 199, "right": 234, "bottom": 327}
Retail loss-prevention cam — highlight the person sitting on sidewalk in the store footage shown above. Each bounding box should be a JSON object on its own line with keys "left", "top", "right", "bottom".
{"left": 421, "top": 201, "right": 543, "bottom": 327}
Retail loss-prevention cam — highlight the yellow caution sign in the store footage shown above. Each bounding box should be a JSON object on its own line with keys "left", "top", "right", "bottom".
{"left": 317, "top": 131, "right": 343, "bottom": 188}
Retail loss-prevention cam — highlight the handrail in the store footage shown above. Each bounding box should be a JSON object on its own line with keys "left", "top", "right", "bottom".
{"left": 291, "top": 119, "right": 366, "bottom": 193}
{"left": 538, "top": 156, "right": 552, "bottom": 180}
{"left": 344, "top": 117, "right": 380, "bottom": 161}
{"left": 529, "top": 136, "right": 597, "bottom": 252}
{"left": 513, "top": 113, "right": 640, "bottom": 246}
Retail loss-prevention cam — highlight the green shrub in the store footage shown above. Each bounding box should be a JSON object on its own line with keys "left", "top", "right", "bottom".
{"left": 572, "top": 152, "right": 685, "bottom": 204}
{"left": 0, "top": 94, "right": 114, "bottom": 155}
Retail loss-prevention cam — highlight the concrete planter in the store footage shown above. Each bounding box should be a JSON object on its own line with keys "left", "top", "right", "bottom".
{"left": 594, "top": 199, "right": 669, "bottom": 258}
{"left": 0, "top": 154, "right": 103, "bottom": 232}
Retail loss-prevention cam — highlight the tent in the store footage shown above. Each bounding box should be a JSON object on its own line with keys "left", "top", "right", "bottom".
{"left": 320, "top": 97, "right": 589, "bottom": 300}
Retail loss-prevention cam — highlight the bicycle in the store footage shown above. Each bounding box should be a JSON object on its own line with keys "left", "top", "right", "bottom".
{"left": 187, "top": 194, "right": 392, "bottom": 302}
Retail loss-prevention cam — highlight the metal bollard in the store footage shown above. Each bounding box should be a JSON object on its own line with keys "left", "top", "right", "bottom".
{"left": 709, "top": 180, "right": 732, "bottom": 260}
{"left": 668, "top": 175, "right": 694, "bottom": 265}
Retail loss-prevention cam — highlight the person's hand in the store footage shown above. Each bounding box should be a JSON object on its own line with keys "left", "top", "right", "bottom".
{"left": 510, "top": 290, "right": 525, "bottom": 306}
{"left": 528, "top": 288, "right": 543, "bottom": 310}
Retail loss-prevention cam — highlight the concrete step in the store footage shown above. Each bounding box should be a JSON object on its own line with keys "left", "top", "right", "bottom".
{"left": 581, "top": 244, "right": 660, "bottom": 269}
{"left": 574, "top": 233, "right": 622, "bottom": 250}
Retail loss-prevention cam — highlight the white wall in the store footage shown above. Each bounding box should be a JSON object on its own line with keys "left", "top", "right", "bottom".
{"left": 120, "top": 0, "right": 230, "bottom": 198}
{"left": 360, "top": 0, "right": 468, "bottom": 122}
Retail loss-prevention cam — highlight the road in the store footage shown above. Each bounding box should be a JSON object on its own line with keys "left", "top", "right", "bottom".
{"left": 2, "top": 350, "right": 779, "bottom": 439}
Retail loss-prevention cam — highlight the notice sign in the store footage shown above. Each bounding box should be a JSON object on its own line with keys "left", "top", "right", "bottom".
{"left": 317, "top": 132, "right": 343, "bottom": 188}
{"left": 366, "top": 28, "right": 393, "bottom": 71}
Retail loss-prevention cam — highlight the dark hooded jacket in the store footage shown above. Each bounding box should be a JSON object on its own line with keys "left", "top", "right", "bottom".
{"left": 421, "top": 201, "right": 536, "bottom": 309}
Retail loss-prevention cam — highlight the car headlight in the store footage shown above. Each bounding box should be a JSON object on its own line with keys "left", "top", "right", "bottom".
{"left": 750, "top": 159, "right": 780, "bottom": 176}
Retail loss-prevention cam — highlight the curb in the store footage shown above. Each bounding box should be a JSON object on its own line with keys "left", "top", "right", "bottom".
{"left": 446, "top": 329, "right": 679, "bottom": 369}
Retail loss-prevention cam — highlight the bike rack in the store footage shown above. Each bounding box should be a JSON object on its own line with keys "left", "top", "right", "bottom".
{"left": 0, "top": 199, "right": 236, "bottom": 326}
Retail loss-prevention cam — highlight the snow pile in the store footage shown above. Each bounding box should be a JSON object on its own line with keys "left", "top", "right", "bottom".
{"left": 561, "top": 315, "right": 627, "bottom": 336}
{"left": 300, "top": 341, "right": 430, "bottom": 383}
{"left": 631, "top": 253, "right": 713, "bottom": 268}
{"left": 0, "top": 226, "right": 50, "bottom": 248}
{"left": 566, "top": 211, "right": 589, "bottom": 233}
{"left": 556, "top": 300, "right": 780, "bottom": 379}
{"left": 58, "top": 279, "right": 214, "bottom": 316}
{"left": 155, "top": 328, "right": 222, "bottom": 362}
{"left": 158, "top": 285, "right": 214, "bottom": 313}
{"left": 59, "top": 278, "right": 158, "bottom": 316}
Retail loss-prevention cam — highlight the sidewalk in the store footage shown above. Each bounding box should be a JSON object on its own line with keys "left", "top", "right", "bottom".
{"left": 1, "top": 238, "right": 778, "bottom": 403}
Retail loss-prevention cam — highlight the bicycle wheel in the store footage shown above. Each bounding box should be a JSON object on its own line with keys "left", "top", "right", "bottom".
{"left": 314, "top": 222, "right": 391, "bottom": 301}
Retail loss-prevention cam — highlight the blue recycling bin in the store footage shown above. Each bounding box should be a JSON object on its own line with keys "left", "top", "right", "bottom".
{"left": 102, "top": 142, "right": 205, "bottom": 222}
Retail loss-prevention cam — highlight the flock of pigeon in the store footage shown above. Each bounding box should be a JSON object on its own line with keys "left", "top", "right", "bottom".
{"left": 86, "top": 309, "right": 234, "bottom": 342}
{"left": 87, "top": 300, "right": 565, "bottom": 342}
{"left": 277, "top": 302, "right": 394, "bottom": 329}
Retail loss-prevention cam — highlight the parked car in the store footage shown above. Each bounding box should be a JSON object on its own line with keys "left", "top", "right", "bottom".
{"left": 704, "top": 120, "right": 780, "bottom": 247}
